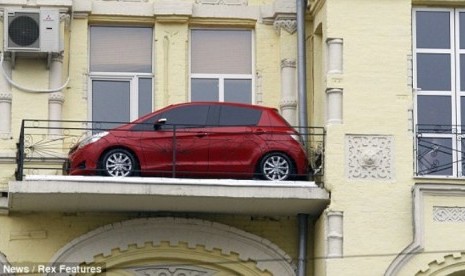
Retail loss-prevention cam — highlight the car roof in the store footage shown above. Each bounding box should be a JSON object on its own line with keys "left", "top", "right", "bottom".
{"left": 166, "top": 101, "right": 276, "bottom": 111}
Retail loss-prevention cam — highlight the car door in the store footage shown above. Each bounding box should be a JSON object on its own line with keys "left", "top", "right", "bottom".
{"left": 137, "top": 104, "right": 211, "bottom": 177}
{"left": 207, "top": 105, "right": 264, "bottom": 178}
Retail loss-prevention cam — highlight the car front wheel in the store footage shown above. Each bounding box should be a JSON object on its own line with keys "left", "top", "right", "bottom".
{"left": 101, "top": 148, "right": 137, "bottom": 177}
{"left": 259, "top": 152, "right": 294, "bottom": 181}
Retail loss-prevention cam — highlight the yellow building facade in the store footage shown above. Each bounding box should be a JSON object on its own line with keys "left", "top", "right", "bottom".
{"left": 0, "top": 0, "right": 465, "bottom": 275}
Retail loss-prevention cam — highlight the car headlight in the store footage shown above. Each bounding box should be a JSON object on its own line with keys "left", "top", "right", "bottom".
{"left": 78, "top": 131, "right": 109, "bottom": 149}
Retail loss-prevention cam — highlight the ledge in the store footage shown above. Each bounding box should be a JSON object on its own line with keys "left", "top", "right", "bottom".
{"left": 8, "top": 175, "right": 330, "bottom": 215}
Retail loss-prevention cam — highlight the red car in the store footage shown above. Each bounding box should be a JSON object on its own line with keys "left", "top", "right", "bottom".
{"left": 64, "top": 102, "right": 309, "bottom": 181}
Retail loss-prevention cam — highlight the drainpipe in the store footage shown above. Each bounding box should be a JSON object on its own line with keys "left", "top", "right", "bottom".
{"left": 297, "top": 0, "right": 308, "bottom": 139}
{"left": 296, "top": 0, "right": 309, "bottom": 273}
{"left": 297, "top": 213, "right": 309, "bottom": 276}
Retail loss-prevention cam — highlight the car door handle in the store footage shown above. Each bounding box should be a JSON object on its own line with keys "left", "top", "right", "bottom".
{"left": 196, "top": 132, "right": 208, "bottom": 138}
{"left": 254, "top": 128, "right": 265, "bottom": 135}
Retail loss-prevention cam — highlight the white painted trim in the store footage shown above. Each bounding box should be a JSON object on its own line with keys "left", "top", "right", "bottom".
{"left": 385, "top": 184, "right": 465, "bottom": 275}
{"left": 49, "top": 217, "right": 296, "bottom": 275}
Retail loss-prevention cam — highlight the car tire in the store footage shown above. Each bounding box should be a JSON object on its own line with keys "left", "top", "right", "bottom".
{"left": 259, "top": 152, "right": 294, "bottom": 181}
{"left": 100, "top": 148, "right": 138, "bottom": 177}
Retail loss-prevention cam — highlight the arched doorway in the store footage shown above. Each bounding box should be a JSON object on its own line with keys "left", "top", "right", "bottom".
{"left": 416, "top": 253, "right": 465, "bottom": 276}
{"left": 50, "top": 217, "right": 296, "bottom": 275}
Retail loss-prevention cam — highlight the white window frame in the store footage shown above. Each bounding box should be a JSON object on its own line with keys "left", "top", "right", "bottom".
{"left": 413, "top": 7, "right": 465, "bottom": 177}
{"left": 88, "top": 72, "right": 154, "bottom": 122}
{"left": 189, "top": 28, "right": 256, "bottom": 104}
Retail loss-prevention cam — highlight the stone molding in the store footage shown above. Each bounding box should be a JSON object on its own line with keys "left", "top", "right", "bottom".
{"left": 346, "top": 135, "right": 394, "bottom": 180}
{"left": 49, "top": 217, "right": 296, "bottom": 275}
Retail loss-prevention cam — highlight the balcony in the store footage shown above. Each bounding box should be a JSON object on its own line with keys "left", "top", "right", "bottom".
{"left": 415, "top": 124, "right": 465, "bottom": 177}
{"left": 5, "top": 119, "right": 329, "bottom": 215}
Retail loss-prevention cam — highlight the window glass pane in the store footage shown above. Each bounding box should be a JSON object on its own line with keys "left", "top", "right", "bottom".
{"left": 461, "top": 96, "right": 465, "bottom": 129}
{"left": 417, "top": 137, "right": 452, "bottom": 176}
{"left": 92, "top": 80, "right": 130, "bottom": 130}
{"left": 416, "top": 11, "right": 451, "bottom": 49}
{"left": 416, "top": 53, "right": 451, "bottom": 91}
{"left": 219, "top": 106, "right": 261, "bottom": 126}
{"left": 90, "top": 27, "right": 152, "bottom": 73}
{"left": 191, "top": 30, "right": 252, "bottom": 74}
{"left": 417, "top": 95, "right": 452, "bottom": 132}
{"left": 138, "top": 78, "right": 152, "bottom": 117}
{"left": 462, "top": 140, "right": 465, "bottom": 176}
{"left": 460, "top": 12, "right": 465, "bottom": 49}
{"left": 191, "top": 78, "right": 219, "bottom": 101}
{"left": 460, "top": 55, "right": 465, "bottom": 91}
{"left": 224, "top": 79, "right": 252, "bottom": 103}
{"left": 162, "top": 105, "right": 210, "bottom": 128}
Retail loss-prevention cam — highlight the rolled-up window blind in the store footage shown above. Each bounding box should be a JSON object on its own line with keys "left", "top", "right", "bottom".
{"left": 191, "top": 29, "right": 251, "bottom": 74}
{"left": 90, "top": 26, "right": 152, "bottom": 73}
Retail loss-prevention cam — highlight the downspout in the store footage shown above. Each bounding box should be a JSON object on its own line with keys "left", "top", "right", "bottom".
{"left": 297, "top": 0, "right": 308, "bottom": 139}
{"left": 297, "top": 0, "right": 309, "bottom": 275}
{"left": 297, "top": 213, "right": 309, "bottom": 276}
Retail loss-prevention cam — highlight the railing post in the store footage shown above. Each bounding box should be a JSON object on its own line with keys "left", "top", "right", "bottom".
{"left": 172, "top": 125, "right": 177, "bottom": 178}
{"left": 15, "top": 120, "right": 25, "bottom": 180}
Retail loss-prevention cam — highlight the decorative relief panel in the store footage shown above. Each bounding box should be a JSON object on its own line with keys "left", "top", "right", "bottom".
{"left": 196, "top": 0, "right": 247, "bottom": 5}
{"left": 346, "top": 135, "right": 394, "bottom": 180}
{"left": 130, "top": 266, "right": 216, "bottom": 276}
{"left": 433, "top": 206, "right": 465, "bottom": 222}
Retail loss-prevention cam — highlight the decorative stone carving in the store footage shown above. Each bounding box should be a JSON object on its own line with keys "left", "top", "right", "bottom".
{"left": 130, "top": 266, "right": 216, "bottom": 275}
{"left": 281, "top": 58, "right": 296, "bottom": 69}
{"left": 433, "top": 206, "right": 465, "bottom": 222}
{"left": 346, "top": 135, "right": 394, "bottom": 180}
{"left": 273, "top": 16, "right": 297, "bottom": 34}
{"left": 196, "top": 0, "right": 247, "bottom": 5}
{"left": 48, "top": 92, "right": 65, "bottom": 104}
{"left": 0, "top": 93, "right": 12, "bottom": 103}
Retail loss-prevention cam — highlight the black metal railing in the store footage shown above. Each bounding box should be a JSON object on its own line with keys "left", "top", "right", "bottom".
{"left": 415, "top": 124, "right": 465, "bottom": 177}
{"left": 15, "top": 119, "right": 325, "bottom": 181}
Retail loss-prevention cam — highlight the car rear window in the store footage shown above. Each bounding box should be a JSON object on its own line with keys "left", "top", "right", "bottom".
{"left": 219, "top": 106, "right": 261, "bottom": 126}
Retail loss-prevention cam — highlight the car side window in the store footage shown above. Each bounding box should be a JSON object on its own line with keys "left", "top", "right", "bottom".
{"left": 161, "top": 105, "right": 210, "bottom": 129}
{"left": 218, "top": 106, "right": 261, "bottom": 126}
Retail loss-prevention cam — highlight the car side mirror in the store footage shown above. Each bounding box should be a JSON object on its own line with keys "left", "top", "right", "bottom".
{"left": 154, "top": 118, "right": 167, "bottom": 130}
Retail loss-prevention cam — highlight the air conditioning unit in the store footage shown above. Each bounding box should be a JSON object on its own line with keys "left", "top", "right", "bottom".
{"left": 4, "top": 8, "right": 62, "bottom": 53}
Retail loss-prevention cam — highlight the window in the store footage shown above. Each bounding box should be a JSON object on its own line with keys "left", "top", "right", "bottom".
{"left": 160, "top": 105, "right": 210, "bottom": 129}
{"left": 190, "top": 29, "right": 253, "bottom": 104}
{"left": 218, "top": 106, "right": 261, "bottom": 126}
{"left": 413, "top": 9, "right": 465, "bottom": 176}
{"left": 89, "top": 26, "right": 153, "bottom": 129}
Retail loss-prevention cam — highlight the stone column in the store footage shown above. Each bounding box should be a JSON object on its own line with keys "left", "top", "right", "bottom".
{"left": 48, "top": 53, "right": 65, "bottom": 136}
{"left": 274, "top": 15, "right": 298, "bottom": 126}
{"left": 327, "top": 210, "right": 343, "bottom": 258}
{"left": 0, "top": 54, "right": 12, "bottom": 139}
{"left": 326, "top": 38, "right": 344, "bottom": 125}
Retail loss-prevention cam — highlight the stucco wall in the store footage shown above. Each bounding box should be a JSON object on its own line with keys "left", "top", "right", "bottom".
{"left": 0, "top": 0, "right": 315, "bottom": 275}
{"left": 314, "top": 0, "right": 415, "bottom": 275}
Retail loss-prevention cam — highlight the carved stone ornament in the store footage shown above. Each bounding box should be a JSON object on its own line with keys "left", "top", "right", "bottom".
{"left": 130, "top": 266, "right": 216, "bottom": 275}
{"left": 195, "top": 0, "right": 248, "bottom": 5}
{"left": 433, "top": 206, "right": 465, "bottom": 222}
{"left": 346, "top": 135, "right": 394, "bottom": 180}
{"left": 273, "top": 16, "right": 297, "bottom": 34}
{"left": 281, "top": 58, "right": 296, "bottom": 69}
